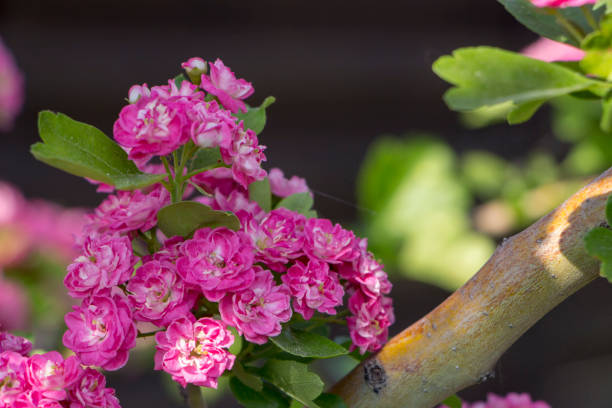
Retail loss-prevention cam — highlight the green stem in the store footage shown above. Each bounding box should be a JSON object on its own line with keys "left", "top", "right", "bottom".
{"left": 581, "top": 5, "right": 599, "bottom": 31}
{"left": 186, "top": 384, "right": 207, "bottom": 408}
{"left": 137, "top": 330, "right": 162, "bottom": 338}
{"left": 161, "top": 156, "right": 179, "bottom": 203}
{"left": 553, "top": 9, "right": 585, "bottom": 43}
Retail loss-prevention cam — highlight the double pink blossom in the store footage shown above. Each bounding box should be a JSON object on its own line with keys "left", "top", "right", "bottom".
{"left": 347, "top": 291, "right": 394, "bottom": 354}
{"left": 0, "top": 332, "right": 31, "bottom": 356}
{"left": 127, "top": 260, "right": 197, "bottom": 327}
{"left": 0, "top": 351, "right": 29, "bottom": 405}
{"left": 282, "top": 258, "right": 344, "bottom": 320}
{"left": 200, "top": 58, "right": 254, "bottom": 113}
{"left": 25, "top": 352, "right": 81, "bottom": 401}
{"left": 444, "top": 393, "right": 551, "bottom": 408}
{"left": 220, "top": 268, "right": 292, "bottom": 344}
{"left": 189, "top": 100, "right": 236, "bottom": 149}
{"left": 63, "top": 294, "right": 136, "bottom": 371}
{"left": 339, "top": 238, "right": 392, "bottom": 300}
{"left": 154, "top": 315, "right": 235, "bottom": 388}
{"left": 69, "top": 368, "right": 120, "bottom": 408}
{"left": 176, "top": 227, "right": 255, "bottom": 301}
{"left": 304, "top": 218, "right": 359, "bottom": 264}
{"left": 220, "top": 123, "right": 267, "bottom": 188}
{"left": 64, "top": 233, "right": 136, "bottom": 298}
{"left": 84, "top": 184, "right": 169, "bottom": 235}
{"left": 268, "top": 168, "right": 311, "bottom": 198}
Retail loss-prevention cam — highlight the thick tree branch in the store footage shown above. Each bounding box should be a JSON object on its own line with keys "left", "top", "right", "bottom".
{"left": 331, "top": 167, "right": 612, "bottom": 407}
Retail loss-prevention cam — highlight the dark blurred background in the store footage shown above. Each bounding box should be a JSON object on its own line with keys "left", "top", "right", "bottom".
{"left": 1, "top": 1, "right": 610, "bottom": 407}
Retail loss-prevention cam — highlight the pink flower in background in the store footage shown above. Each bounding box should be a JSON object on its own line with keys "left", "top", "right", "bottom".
{"left": 176, "top": 227, "right": 255, "bottom": 301}
{"left": 63, "top": 294, "right": 136, "bottom": 371}
{"left": 219, "top": 268, "right": 292, "bottom": 344}
{"left": 64, "top": 233, "right": 136, "bottom": 298}
{"left": 268, "top": 168, "right": 311, "bottom": 198}
{"left": 347, "top": 291, "right": 394, "bottom": 353}
{"left": 0, "top": 182, "right": 24, "bottom": 225}
{"left": 282, "top": 258, "right": 344, "bottom": 319}
{"left": 85, "top": 184, "right": 169, "bottom": 235}
{"left": 304, "top": 218, "right": 359, "bottom": 264}
{"left": 200, "top": 58, "right": 254, "bottom": 113}
{"left": 127, "top": 260, "right": 197, "bottom": 327}
{"left": 530, "top": 0, "right": 595, "bottom": 7}
{"left": 442, "top": 393, "right": 551, "bottom": 408}
{"left": 0, "top": 37, "right": 24, "bottom": 131}
{"left": 0, "top": 279, "right": 29, "bottom": 330}
{"left": 69, "top": 368, "right": 120, "bottom": 408}
{"left": 154, "top": 315, "right": 235, "bottom": 388}
{"left": 25, "top": 352, "right": 81, "bottom": 401}
{"left": 0, "top": 332, "right": 31, "bottom": 356}
{"left": 522, "top": 37, "right": 585, "bottom": 62}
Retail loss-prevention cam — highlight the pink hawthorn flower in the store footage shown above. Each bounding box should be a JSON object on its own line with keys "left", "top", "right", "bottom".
{"left": 190, "top": 167, "right": 242, "bottom": 197}
{"left": 220, "top": 123, "right": 267, "bottom": 188}
{"left": 176, "top": 227, "right": 255, "bottom": 301}
{"left": 64, "top": 233, "right": 136, "bottom": 298}
{"left": 127, "top": 83, "right": 150, "bottom": 104}
{"left": 282, "top": 258, "right": 344, "bottom": 320}
{"left": 347, "top": 291, "right": 394, "bottom": 354}
{"left": 530, "top": 0, "right": 595, "bottom": 6}
{"left": 445, "top": 393, "right": 551, "bottom": 408}
{"left": 0, "top": 351, "right": 28, "bottom": 405}
{"left": 154, "top": 315, "right": 235, "bottom": 388}
{"left": 25, "top": 352, "right": 81, "bottom": 401}
{"left": 303, "top": 218, "right": 359, "bottom": 264}
{"left": 268, "top": 168, "right": 311, "bottom": 198}
{"left": 63, "top": 294, "right": 136, "bottom": 371}
{"left": 241, "top": 208, "right": 306, "bottom": 270}
{"left": 189, "top": 100, "right": 236, "bottom": 149}
{"left": 144, "top": 236, "right": 184, "bottom": 264}
{"left": 338, "top": 238, "right": 392, "bottom": 300}
{"left": 219, "top": 267, "right": 292, "bottom": 344}
{"left": 0, "top": 332, "right": 31, "bottom": 356}
{"left": 522, "top": 37, "right": 585, "bottom": 62}
{"left": 84, "top": 184, "right": 170, "bottom": 236}
{"left": 209, "top": 189, "right": 265, "bottom": 221}
{"left": 182, "top": 57, "right": 206, "bottom": 75}
{"left": 200, "top": 58, "right": 254, "bottom": 113}
{"left": 127, "top": 260, "right": 197, "bottom": 327}
{"left": 69, "top": 368, "right": 120, "bottom": 408}
{"left": 0, "top": 37, "right": 24, "bottom": 131}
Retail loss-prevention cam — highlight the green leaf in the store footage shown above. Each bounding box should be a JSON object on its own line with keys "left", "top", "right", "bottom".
{"left": 441, "top": 395, "right": 463, "bottom": 408}
{"left": 270, "top": 328, "right": 348, "bottom": 359}
{"left": 498, "top": 0, "right": 602, "bottom": 46}
{"left": 275, "top": 193, "right": 314, "bottom": 215}
{"left": 249, "top": 178, "right": 272, "bottom": 212}
{"left": 31, "top": 111, "right": 166, "bottom": 190}
{"left": 235, "top": 96, "right": 276, "bottom": 134}
{"left": 189, "top": 147, "right": 223, "bottom": 172}
{"left": 174, "top": 73, "right": 188, "bottom": 88}
{"left": 313, "top": 393, "right": 347, "bottom": 408}
{"left": 433, "top": 47, "right": 603, "bottom": 114}
{"left": 260, "top": 360, "right": 324, "bottom": 408}
{"left": 156, "top": 201, "right": 240, "bottom": 238}
{"left": 601, "top": 93, "right": 612, "bottom": 132}
{"left": 232, "top": 362, "right": 263, "bottom": 392}
{"left": 507, "top": 100, "right": 546, "bottom": 124}
{"left": 595, "top": 0, "right": 612, "bottom": 14}
{"left": 228, "top": 327, "right": 244, "bottom": 356}
{"left": 585, "top": 204, "right": 612, "bottom": 281}
{"left": 229, "top": 377, "right": 289, "bottom": 408}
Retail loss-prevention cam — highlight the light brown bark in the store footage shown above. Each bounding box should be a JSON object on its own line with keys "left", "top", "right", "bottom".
{"left": 331, "top": 167, "right": 612, "bottom": 407}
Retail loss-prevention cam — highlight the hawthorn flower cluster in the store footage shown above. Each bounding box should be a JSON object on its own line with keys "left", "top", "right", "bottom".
{"left": 61, "top": 57, "right": 394, "bottom": 392}
{"left": 0, "top": 331, "right": 120, "bottom": 408}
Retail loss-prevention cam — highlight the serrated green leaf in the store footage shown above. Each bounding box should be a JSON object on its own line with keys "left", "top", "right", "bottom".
{"left": 249, "top": 178, "right": 272, "bottom": 212}
{"left": 270, "top": 328, "right": 348, "bottom": 359}
{"left": 433, "top": 47, "right": 603, "bottom": 113}
{"left": 31, "top": 111, "right": 166, "bottom": 190}
{"left": 313, "top": 393, "right": 347, "bottom": 408}
{"left": 498, "top": 0, "right": 602, "bottom": 46}
{"left": 260, "top": 360, "right": 324, "bottom": 408}
{"left": 275, "top": 193, "right": 314, "bottom": 215}
{"left": 156, "top": 201, "right": 240, "bottom": 238}
{"left": 235, "top": 96, "right": 276, "bottom": 134}
{"left": 507, "top": 100, "right": 546, "bottom": 124}
{"left": 441, "top": 395, "right": 463, "bottom": 408}
{"left": 189, "top": 147, "right": 223, "bottom": 172}
{"left": 229, "top": 377, "right": 289, "bottom": 408}
{"left": 585, "top": 227, "right": 612, "bottom": 281}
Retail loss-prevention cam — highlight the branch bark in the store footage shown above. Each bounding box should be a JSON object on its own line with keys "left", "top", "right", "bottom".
{"left": 331, "top": 167, "right": 612, "bottom": 407}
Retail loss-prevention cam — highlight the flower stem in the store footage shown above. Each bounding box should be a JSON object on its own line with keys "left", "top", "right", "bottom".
{"left": 553, "top": 9, "right": 585, "bottom": 43}
{"left": 581, "top": 5, "right": 599, "bottom": 31}
{"left": 186, "top": 384, "right": 207, "bottom": 408}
